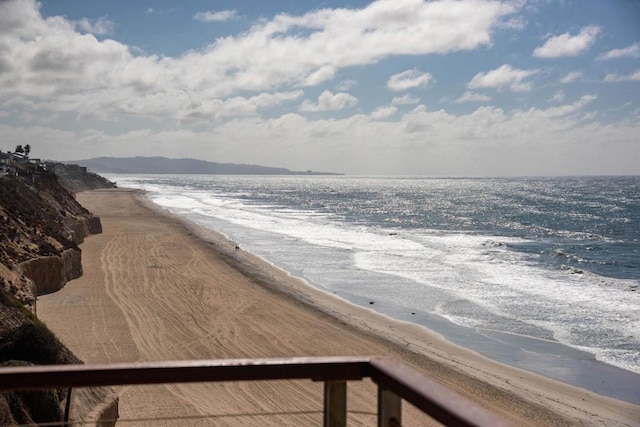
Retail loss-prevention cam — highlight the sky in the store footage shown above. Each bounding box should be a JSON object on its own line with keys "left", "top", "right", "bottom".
{"left": 0, "top": 0, "right": 639, "bottom": 176}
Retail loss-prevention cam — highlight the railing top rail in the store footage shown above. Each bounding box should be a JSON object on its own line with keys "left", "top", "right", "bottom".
{"left": 0, "top": 356, "right": 513, "bottom": 426}
{"left": 0, "top": 356, "right": 372, "bottom": 391}
{"left": 368, "top": 358, "right": 512, "bottom": 427}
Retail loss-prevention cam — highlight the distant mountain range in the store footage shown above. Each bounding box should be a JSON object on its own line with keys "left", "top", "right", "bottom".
{"left": 70, "top": 156, "right": 342, "bottom": 175}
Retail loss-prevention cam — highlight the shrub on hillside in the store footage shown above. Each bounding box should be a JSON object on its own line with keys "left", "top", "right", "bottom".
{"left": 0, "top": 322, "right": 64, "bottom": 366}
{"left": 0, "top": 361, "right": 64, "bottom": 425}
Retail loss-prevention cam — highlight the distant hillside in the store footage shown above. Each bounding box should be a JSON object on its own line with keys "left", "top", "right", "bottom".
{"left": 71, "top": 157, "right": 342, "bottom": 175}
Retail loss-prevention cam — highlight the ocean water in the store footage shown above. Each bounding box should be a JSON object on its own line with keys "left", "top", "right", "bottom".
{"left": 109, "top": 174, "right": 640, "bottom": 401}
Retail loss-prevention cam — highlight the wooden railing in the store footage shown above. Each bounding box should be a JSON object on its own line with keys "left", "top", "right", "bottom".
{"left": 0, "top": 356, "right": 512, "bottom": 426}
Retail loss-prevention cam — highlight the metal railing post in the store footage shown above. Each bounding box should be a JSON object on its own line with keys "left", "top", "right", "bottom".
{"left": 64, "top": 387, "right": 72, "bottom": 426}
{"left": 0, "top": 357, "right": 513, "bottom": 426}
{"left": 378, "top": 387, "right": 401, "bottom": 427}
{"left": 324, "top": 380, "right": 347, "bottom": 427}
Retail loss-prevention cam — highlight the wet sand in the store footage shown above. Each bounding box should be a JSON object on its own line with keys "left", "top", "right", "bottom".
{"left": 37, "top": 188, "right": 640, "bottom": 426}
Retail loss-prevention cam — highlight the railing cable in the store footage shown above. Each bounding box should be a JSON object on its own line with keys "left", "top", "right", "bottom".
{"left": 13, "top": 410, "right": 379, "bottom": 426}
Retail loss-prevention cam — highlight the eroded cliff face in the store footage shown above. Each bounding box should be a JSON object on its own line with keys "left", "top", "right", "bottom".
{"left": 83, "top": 216, "right": 103, "bottom": 236}
{"left": 0, "top": 172, "right": 117, "bottom": 426}
{"left": 17, "top": 248, "right": 82, "bottom": 296}
{"left": 0, "top": 174, "right": 102, "bottom": 308}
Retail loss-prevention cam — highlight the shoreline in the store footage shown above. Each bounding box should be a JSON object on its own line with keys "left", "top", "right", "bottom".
{"left": 37, "top": 188, "right": 640, "bottom": 425}
{"left": 141, "top": 185, "right": 640, "bottom": 405}
{"left": 316, "top": 281, "right": 640, "bottom": 405}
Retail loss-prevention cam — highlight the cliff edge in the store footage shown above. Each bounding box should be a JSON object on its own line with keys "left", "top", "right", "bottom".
{"left": 0, "top": 173, "right": 101, "bottom": 310}
{"left": 0, "top": 172, "right": 118, "bottom": 426}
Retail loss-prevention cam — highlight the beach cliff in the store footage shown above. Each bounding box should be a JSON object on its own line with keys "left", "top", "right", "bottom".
{"left": 0, "top": 170, "right": 118, "bottom": 426}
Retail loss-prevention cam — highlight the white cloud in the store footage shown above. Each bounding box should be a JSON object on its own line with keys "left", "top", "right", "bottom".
{"left": 202, "top": 97, "right": 631, "bottom": 175}
{"left": 549, "top": 90, "right": 565, "bottom": 103}
{"left": 391, "top": 94, "right": 420, "bottom": 105}
{"left": 195, "top": 0, "right": 518, "bottom": 93}
{"left": 514, "top": 95, "right": 596, "bottom": 119}
{"left": 371, "top": 105, "right": 398, "bottom": 119}
{"left": 205, "top": 90, "right": 304, "bottom": 118}
{"left": 0, "top": 0, "right": 519, "bottom": 122}
{"left": 597, "top": 43, "right": 640, "bottom": 61}
{"left": 387, "top": 69, "right": 433, "bottom": 91}
{"left": 467, "top": 64, "right": 538, "bottom": 92}
{"left": 2, "top": 0, "right": 639, "bottom": 177}
{"left": 604, "top": 69, "right": 640, "bottom": 83}
{"left": 299, "top": 90, "right": 358, "bottom": 112}
{"left": 194, "top": 10, "right": 238, "bottom": 22}
{"left": 3, "top": 93, "right": 638, "bottom": 176}
{"left": 454, "top": 91, "right": 491, "bottom": 103}
{"left": 560, "top": 71, "right": 582, "bottom": 84}
{"left": 499, "top": 16, "right": 526, "bottom": 30}
{"left": 299, "top": 65, "right": 336, "bottom": 87}
{"left": 75, "top": 16, "right": 114, "bottom": 35}
{"left": 335, "top": 79, "right": 357, "bottom": 91}
{"left": 532, "top": 25, "right": 601, "bottom": 58}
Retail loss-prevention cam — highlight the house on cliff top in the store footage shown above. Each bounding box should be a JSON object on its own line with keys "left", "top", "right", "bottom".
{"left": 0, "top": 151, "right": 48, "bottom": 176}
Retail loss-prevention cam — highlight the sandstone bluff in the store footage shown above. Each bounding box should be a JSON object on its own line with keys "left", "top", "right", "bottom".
{"left": 0, "top": 165, "right": 118, "bottom": 426}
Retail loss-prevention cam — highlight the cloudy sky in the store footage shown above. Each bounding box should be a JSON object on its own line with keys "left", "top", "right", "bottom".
{"left": 1, "top": 0, "right": 639, "bottom": 175}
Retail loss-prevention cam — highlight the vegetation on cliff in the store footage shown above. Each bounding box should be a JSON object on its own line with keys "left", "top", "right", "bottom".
{"left": 0, "top": 289, "right": 78, "bottom": 425}
{"left": 0, "top": 292, "right": 119, "bottom": 426}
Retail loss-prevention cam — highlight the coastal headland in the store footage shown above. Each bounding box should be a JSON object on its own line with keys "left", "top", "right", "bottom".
{"left": 38, "top": 188, "right": 640, "bottom": 426}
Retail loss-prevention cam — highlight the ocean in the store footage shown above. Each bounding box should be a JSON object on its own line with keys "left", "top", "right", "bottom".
{"left": 109, "top": 174, "right": 640, "bottom": 403}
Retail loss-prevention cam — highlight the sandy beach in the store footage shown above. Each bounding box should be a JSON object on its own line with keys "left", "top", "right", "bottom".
{"left": 37, "top": 188, "right": 640, "bottom": 426}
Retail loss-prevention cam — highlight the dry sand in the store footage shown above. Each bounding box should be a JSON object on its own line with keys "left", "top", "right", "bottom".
{"left": 37, "top": 188, "right": 640, "bottom": 426}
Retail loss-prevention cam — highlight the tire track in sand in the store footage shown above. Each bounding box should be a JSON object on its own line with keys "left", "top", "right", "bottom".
{"left": 93, "top": 199, "right": 392, "bottom": 425}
